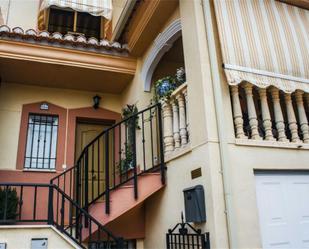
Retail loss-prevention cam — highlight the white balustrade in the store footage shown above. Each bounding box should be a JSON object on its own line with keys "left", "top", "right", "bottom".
{"left": 270, "top": 87, "right": 288, "bottom": 142}
{"left": 162, "top": 83, "right": 189, "bottom": 154}
{"left": 285, "top": 93, "right": 300, "bottom": 143}
{"left": 231, "top": 85, "right": 246, "bottom": 139}
{"left": 244, "top": 83, "right": 261, "bottom": 140}
{"left": 171, "top": 99, "right": 181, "bottom": 148}
{"left": 231, "top": 84, "right": 309, "bottom": 145}
{"left": 162, "top": 102, "right": 174, "bottom": 153}
{"left": 295, "top": 90, "right": 309, "bottom": 143}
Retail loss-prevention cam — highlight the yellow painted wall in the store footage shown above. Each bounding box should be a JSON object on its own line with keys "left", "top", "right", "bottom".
{"left": 0, "top": 82, "right": 121, "bottom": 171}
{"left": 0, "top": 225, "right": 78, "bottom": 249}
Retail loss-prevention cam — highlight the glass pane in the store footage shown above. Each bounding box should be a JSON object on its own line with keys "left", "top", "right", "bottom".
{"left": 48, "top": 8, "right": 74, "bottom": 34}
{"left": 76, "top": 12, "right": 101, "bottom": 38}
{"left": 51, "top": 125, "right": 58, "bottom": 159}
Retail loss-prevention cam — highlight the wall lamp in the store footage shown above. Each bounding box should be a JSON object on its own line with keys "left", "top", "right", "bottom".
{"left": 93, "top": 95, "right": 101, "bottom": 109}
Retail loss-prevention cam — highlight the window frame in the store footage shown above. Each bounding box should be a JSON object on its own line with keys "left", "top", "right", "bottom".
{"left": 16, "top": 102, "right": 67, "bottom": 172}
{"left": 24, "top": 113, "right": 59, "bottom": 170}
{"left": 47, "top": 7, "right": 104, "bottom": 39}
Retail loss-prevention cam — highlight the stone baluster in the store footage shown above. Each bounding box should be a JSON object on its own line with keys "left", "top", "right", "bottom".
{"left": 230, "top": 85, "right": 246, "bottom": 139}
{"left": 171, "top": 99, "right": 181, "bottom": 148}
{"left": 162, "top": 101, "right": 174, "bottom": 153}
{"left": 259, "top": 88, "right": 274, "bottom": 140}
{"left": 305, "top": 93, "right": 309, "bottom": 110}
{"left": 295, "top": 90, "right": 309, "bottom": 143}
{"left": 176, "top": 92, "right": 188, "bottom": 146}
{"left": 182, "top": 87, "right": 189, "bottom": 141}
{"left": 284, "top": 93, "right": 300, "bottom": 143}
{"left": 270, "top": 87, "right": 288, "bottom": 142}
{"left": 244, "top": 83, "right": 261, "bottom": 140}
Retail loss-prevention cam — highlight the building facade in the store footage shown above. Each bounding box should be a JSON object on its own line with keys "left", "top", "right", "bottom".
{"left": 0, "top": 0, "right": 308, "bottom": 248}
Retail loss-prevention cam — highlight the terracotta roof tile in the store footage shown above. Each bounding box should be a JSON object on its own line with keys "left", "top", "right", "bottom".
{"left": 0, "top": 25, "right": 129, "bottom": 56}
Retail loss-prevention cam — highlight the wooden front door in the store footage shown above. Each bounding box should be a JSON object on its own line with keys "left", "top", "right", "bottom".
{"left": 75, "top": 121, "right": 110, "bottom": 202}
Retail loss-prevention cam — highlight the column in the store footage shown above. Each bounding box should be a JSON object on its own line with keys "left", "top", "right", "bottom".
{"left": 162, "top": 102, "right": 174, "bottom": 153}
{"left": 284, "top": 93, "right": 300, "bottom": 143}
{"left": 171, "top": 99, "right": 181, "bottom": 148}
{"left": 176, "top": 92, "right": 188, "bottom": 146}
{"left": 259, "top": 88, "right": 274, "bottom": 140}
{"left": 295, "top": 90, "right": 309, "bottom": 143}
{"left": 270, "top": 87, "right": 288, "bottom": 142}
{"left": 244, "top": 83, "right": 261, "bottom": 140}
{"left": 230, "top": 85, "right": 246, "bottom": 139}
{"left": 182, "top": 87, "right": 189, "bottom": 142}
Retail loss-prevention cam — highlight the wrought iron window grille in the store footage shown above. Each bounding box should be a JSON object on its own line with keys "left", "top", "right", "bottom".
{"left": 24, "top": 114, "right": 59, "bottom": 170}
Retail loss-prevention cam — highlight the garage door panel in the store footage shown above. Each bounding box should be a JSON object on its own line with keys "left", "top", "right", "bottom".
{"left": 255, "top": 173, "right": 309, "bottom": 249}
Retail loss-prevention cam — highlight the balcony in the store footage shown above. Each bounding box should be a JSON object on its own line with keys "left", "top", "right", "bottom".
{"left": 0, "top": 25, "right": 136, "bottom": 93}
{"left": 161, "top": 83, "right": 190, "bottom": 159}
{"left": 230, "top": 83, "right": 309, "bottom": 149}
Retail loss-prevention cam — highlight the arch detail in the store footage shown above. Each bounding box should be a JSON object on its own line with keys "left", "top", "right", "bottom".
{"left": 141, "top": 19, "right": 182, "bottom": 92}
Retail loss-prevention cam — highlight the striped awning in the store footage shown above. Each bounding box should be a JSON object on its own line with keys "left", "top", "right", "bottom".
{"left": 40, "top": 0, "right": 112, "bottom": 18}
{"left": 214, "top": 0, "right": 309, "bottom": 93}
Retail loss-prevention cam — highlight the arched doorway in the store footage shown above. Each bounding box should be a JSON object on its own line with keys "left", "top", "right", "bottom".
{"left": 141, "top": 19, "right": 183, "bottom": 92}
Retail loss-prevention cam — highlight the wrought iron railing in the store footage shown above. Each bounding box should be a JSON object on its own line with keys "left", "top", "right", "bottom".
{"left": 51, "top": 103, "right": 165, "bottom": 216}
{"left": 0, "top": 183, "right": 124, "bottom": 249}
{"left": 166, "top": 216, "right": 210, "bottom": 249}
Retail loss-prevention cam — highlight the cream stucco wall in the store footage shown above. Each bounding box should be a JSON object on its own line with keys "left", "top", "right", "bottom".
{"left": 111, "top": 0, "right": 128, "bottom": 32}
{"left": 119, "top": 1, "right": 229, "bottom": 248}
{"left": 0, "top": 1, "right": 308, "bottom": 249}
{"left": 216, "top": 51, "right": 309, "bottom": 248}
{"left": 0, "top": 0, "right": 39, "bottom": 29}
{"left": 0, "top": 225, "right": 78, "bottom": 249}
{"left": 202, "top": 0, "right": 309, "bottom": 248}
{"left": 0, "top": 82, "right": 121, "bottom": 170}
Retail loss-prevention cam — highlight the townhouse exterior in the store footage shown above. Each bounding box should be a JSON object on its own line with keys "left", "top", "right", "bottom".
{"left": 0, "top": 0, "right": 308, "bottom": 248}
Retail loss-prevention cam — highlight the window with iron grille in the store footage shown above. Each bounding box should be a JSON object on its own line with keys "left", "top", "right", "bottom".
{"left": 24, "top": 114, "right": 59, "bottom": 170}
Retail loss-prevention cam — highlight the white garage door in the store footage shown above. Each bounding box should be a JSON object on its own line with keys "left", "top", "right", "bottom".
{"left": 255, "top": 173, "right": 309, "bottom": 249}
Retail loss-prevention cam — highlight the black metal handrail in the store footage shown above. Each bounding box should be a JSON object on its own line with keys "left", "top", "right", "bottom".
{"left": 51, "top": 103, "right": 165, "bottom": 216}
{"left": 0, "top": 182, "right": 124, "bottom": 249}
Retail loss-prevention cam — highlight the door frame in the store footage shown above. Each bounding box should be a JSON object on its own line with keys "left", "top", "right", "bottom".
{"left": 66, "top": 106, "right": 121, "bottom": 167}
{"left": 74, "top": 117, "right": 115, "bottom": 162}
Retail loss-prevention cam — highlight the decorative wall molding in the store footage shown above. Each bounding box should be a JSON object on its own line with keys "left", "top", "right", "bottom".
{"left": 141, "top": 19, "right": 182, "bottom": 92}
{"left": 0, "top": 39, "right": 136, "bottom": 75}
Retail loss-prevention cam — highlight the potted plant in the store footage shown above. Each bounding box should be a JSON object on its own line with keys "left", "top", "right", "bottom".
{"left": 120, "top": 104, "right": 140, "bottom": 173}
{"left": 153, "top": 76, "right": 178, "bottom": 102}
{"left": 0, "top": 187, "right": 18, "bottom": 224}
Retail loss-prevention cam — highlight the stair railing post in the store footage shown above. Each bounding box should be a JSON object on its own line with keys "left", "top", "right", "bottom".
{"left": 84, "top": 148, "right": 89, "bottom": 227}
{"left": 47, "top": 184, "right": 54, "bottom": 225}
{"left": 132, "top": 115, "right": 138, "bottom": 199}
{"left": 116, "top": 237, "right": 125, "bottom": 249}
{"left": 75, "top": 162, "right": 80, "bottom": 239}
{"left": 158, "top": 103, "right": 165, "bottom": 185}
{"left": 105, "top": 132, "right": 110, "bottom": 214}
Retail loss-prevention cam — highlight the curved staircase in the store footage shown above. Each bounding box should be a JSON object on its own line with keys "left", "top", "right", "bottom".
{"left": 0, "top": 103, "right": 165, "bottom": 249}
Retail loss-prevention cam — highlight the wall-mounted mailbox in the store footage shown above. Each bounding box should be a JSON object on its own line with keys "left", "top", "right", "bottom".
{"left": 183, "top": 185, "right": 206, "bottom": 223}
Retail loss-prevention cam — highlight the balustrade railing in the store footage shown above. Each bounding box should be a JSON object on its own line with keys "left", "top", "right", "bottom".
{"left": 51, "top": 103, "right": 165, "bottom": 216}
{"left": 162, "top": 83, "right": 189, "bottom": 155}
{"left": 0, "top": 183, "right": 123, "bottom": 249}
{"left": 230, "top": 84, "right": 309, "bottom": 144}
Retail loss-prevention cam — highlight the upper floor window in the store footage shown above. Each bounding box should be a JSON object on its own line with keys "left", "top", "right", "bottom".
{"left": 48, "top": 7, "right": 101, "bottom": 39}
{"left": 24, "top": 114, "right": 58, "bottom": 170}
